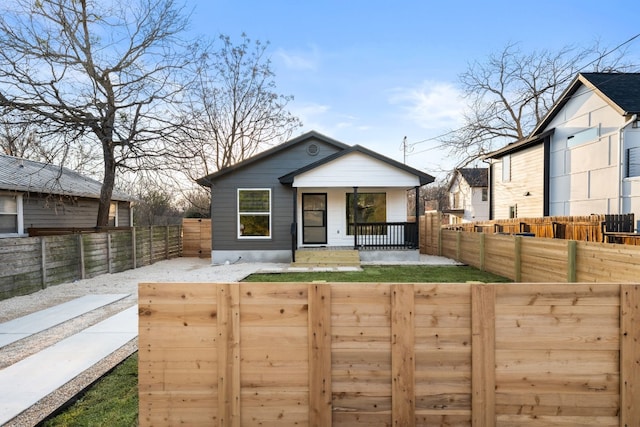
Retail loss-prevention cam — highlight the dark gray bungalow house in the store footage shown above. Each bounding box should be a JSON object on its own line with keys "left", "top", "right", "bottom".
{"left": 196, "top": 131, "right": 435, "bottom": 263}
{"left": 0, "top": 153, "right": 133, "bottom": 237}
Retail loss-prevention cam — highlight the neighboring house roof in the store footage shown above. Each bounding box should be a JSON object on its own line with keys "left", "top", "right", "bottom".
{"left": 278, "top": 144, "right": 435, "bottom": 186}
{"left": 532, "top": 72, "right": 640, "bottom": 136}
{"left": 449, "top": 168, "right": 488, "bottom": 190}
{"left": 196, "top": 130, "right": 350, "bottom": 186}
{"left": 486, "top": 72, "right": 640, "bottom": 160}
{"left": 0, "top": 153, "right": 132, "bottom": 201}
{"left": 485, "top": 129, "right": 555, "bottom": 159}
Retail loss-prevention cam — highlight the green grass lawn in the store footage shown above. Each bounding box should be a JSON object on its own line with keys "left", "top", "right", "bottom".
{"left": 244, "top": 264, "right": 511, "bottom": 283}
{"left": 42, "top": 265, "right": 508, "bottom": 425}
{"left": 43, "top": 353, "right": 138, "bottom": 427}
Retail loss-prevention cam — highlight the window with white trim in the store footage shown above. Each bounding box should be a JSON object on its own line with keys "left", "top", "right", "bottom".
{"left": 502, "top": 155, "right": 511, "bottom": 182}
{"left": 108, "top": 202, "right": 118, "bottom": 226}
{"left": 238, "top": 189, "right": 271, "bottom": 238}
{"left": 0, "top": 194, "right": 23, "bottom": 236}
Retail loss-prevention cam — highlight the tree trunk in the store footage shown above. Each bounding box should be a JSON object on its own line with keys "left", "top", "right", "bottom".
{"left": 96, "top": 147, "right": 116, "bottom": 227}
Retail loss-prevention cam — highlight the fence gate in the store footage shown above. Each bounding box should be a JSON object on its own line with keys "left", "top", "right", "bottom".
{"left": 182, "top": 218, "right": 211, "bottom": 258}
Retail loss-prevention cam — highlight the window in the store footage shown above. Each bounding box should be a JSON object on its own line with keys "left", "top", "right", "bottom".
{"left": 238, "top": 189, "right": 271, "bottom": 238}
{"left": 567, "top": 126, "right": 599, "bottom": 148}
{"left": 346, "top": 192, "right": 386, "bottom": 235}
{"left": 0, "top": 194, "right": 23, "bottom": 235}
{"left": 627, "top": 147, "right": 640, "bottom": 178}
{"left": 482, "top": 188, "right": 488, "bottom": 201}
{"left": 502, "top": 155, "right": 511, "bottom": 182}
{"left": 509, "top": 205, "right": 517, "bottom": 219}
{"left": 108, "top": 202, "right": 118, "bottom": 226}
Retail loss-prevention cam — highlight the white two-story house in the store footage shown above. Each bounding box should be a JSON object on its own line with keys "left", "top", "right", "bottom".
{"left": 485, "top": 72, "right": 640, "bottom": 219}
{"left": 445, "top": 168, "right": 489, "bottom": 224}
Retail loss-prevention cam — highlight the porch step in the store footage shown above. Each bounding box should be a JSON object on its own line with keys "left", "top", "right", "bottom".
{"left": 293, "top": 250, "right": 361, "bottom": 267}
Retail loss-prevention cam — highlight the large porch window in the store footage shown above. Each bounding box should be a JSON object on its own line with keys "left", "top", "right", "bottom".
{"left": 238, "top": 188, "right": 271, "bottom": 238}
{"left": 346, "top": 192, "right": 386, "bottom": 235}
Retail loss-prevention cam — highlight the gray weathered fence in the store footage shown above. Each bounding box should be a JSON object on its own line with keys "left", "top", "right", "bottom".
{"left": 0, "top": 226, "right": 181, "bottom": 300}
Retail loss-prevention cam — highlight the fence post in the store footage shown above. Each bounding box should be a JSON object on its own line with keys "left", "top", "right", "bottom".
{"left": 438, "top": 226, "right": 443, "bottom": 257}
{"left": 456, "top": 231, "right": 462, "bottom": 261}
{"left": 514, "top": 236, "right": 522, "bottom": 282}
{"left": 308, "top": 283, "right": 332, "bottom": 426}
{"left": 391, "top": 284, "right": 415, "bottom": 427}
{"left": 107, "top": 232, "right": 112, "bottom": 274}
{"left": 479, "top": 233, "right": 486, "bottom": 271}
{"left": 40, "top": 237, "right": 47, "bottom": 289}
{"left": 149, "top": 226, "right": 153, "bottom": 264}
{"left": 132, "top": 227, "right": 137, "bottom": 269}
{"left": 165, "top": 225, "right": 169, "bottom": 259}
{"left": 78, "top": 233, "right": 85, "bottom": 280}
{"left": 217, "top": 283, "right": 241, "bottom": 427}
{"left": 567, "top": 240, "right": 577, "bottom": 283}
{"left": 621, "top": 284, "right": 640, "bottom": 426}
{"left": 471, "top": 283, "right": 496, "bottom": 426}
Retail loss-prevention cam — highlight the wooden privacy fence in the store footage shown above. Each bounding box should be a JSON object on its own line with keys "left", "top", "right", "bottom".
{"left": 138, "top": 282, "right": 640, "bottom": 426}
{"left": 0, "top": 225, "right": 181, "bottom": 300}
{"left": 440, "top": 229, "right": 640, "bottom": 283}
{"left": 182, "top": 218, "right": 212, "bottom": 258}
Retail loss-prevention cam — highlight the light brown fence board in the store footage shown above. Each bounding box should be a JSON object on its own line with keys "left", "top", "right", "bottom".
{"left": 139, "top": 282, "right": 640, "bottom": 426}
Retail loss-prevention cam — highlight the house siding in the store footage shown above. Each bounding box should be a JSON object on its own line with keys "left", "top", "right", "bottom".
{"left": 210, "top": 138, "right": 344, "bottom": 253}
{"left": 545, "top": 85, "right": 640, "bottom": 215}
{"left": 22, "top": 193, "right": 131, "bottom": 228}
{"left": 292, "top": 152, "right": 420, "bottom": 187}
{"left": 491, "top": 144, "right": 545, "bottom": 219}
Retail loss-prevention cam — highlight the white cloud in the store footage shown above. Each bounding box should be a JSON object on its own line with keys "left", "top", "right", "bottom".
{"left": 274, "top": 46, "right": 319, "bottom": 71}
{"left": 389, "top": 81, "right": 465, "bottom": 130}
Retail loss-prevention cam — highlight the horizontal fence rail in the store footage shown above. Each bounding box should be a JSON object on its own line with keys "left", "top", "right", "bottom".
{"left": 0, "top": 225, "right": 182, "bottom": 300}
{"left": 439, "top": 229, "right": 640, "bottom": 283}
{"left": 138, "top": 282, "right": 640, "bottom": 426}
{"left": 352, "top": 221, "right": 418, "bottom": 249}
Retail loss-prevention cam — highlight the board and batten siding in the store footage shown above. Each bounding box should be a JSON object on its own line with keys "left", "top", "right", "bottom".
{"left": 492, "top": 144, "right": 545, "bottom": 220}
{"left": 210, "top": 138, "right": 344, "bottom": 252}
{"left": 291, "top": 151, "right": 421, "bottom": 188}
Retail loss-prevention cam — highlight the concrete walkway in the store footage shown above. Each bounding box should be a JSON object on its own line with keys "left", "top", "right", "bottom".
{"left": 0, "top": 296, "right": 137, "bottom": 426}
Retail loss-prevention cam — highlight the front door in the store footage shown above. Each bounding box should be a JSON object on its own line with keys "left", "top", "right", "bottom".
{"left": 302, "top": 193, "right": 327, "bottom": 245}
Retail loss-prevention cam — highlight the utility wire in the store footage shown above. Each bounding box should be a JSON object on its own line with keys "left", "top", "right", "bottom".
{"left": 404, "top": 32, "right": 640, "bottom": 155}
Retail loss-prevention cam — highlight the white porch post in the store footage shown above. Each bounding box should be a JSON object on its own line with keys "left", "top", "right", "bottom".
{"left": 353, "top": 186, "right": 359, "bottom": 249}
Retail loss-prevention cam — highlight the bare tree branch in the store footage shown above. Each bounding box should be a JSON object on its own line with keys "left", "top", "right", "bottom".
{"left": 0, "top": 0, "right": 199, "bottom": 225}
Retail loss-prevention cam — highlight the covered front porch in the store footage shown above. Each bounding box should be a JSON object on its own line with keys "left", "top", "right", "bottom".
{"left": 289, "top": 186, "right": 421, "bottom": 263}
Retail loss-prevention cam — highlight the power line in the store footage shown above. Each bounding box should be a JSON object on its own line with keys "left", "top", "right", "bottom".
{"left": 404, "top": 32, "right": 640, "bottom": 155}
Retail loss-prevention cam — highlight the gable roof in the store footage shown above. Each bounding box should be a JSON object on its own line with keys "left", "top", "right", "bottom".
{"left": 196, "top": 130, "right": 350, "bottom": 186}
{"left": 451, "top": 168, "right": 488, "bottom": 189}
{"left": 0, "top": 153, "right": 132, "bottom": 201}
{"left": 532, "top": 72, "right": 640, "bottom": 136}
{"left": 278, "top": 144, "right": 435, "bottom": 186}
{"left": 487, "top": 72, "right": 640, "bottom": 160}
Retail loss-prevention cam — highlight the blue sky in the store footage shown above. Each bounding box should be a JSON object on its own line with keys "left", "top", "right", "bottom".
{"left": 184, "top": 0, "right": 640, "bottom": 179}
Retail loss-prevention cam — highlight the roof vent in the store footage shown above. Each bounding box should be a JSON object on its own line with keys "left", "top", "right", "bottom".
{"left": 307, "top": 143, "right": 319, "bottom": 156}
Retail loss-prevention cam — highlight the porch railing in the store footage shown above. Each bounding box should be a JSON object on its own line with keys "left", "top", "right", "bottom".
{"left": 350, "top": 222, "right": 418, "bottom": 249}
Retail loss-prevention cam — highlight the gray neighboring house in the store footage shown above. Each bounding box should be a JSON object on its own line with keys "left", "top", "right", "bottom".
{"left": 197, "top": 131, "right": 435, "bottom": 264}
{"left": 0, "top": 153, "right": 133, "bottom": 237}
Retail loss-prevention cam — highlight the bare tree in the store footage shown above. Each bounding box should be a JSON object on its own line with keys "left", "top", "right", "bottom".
{"left": 441, "top": 42, "right": 634, "bottom": 167}
{"left": 181, "top": 33, "right": 302, "bottom": 182}
{"left": 0, "top": 0, "right": 198, "bottom": 225}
